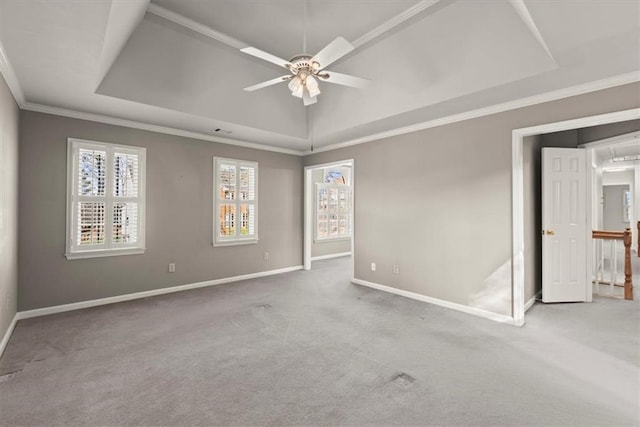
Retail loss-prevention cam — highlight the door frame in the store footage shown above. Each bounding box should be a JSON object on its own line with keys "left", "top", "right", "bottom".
{"left": 303, "top": 159, "right": 355, "bottom": 278}
{"left": 511, "top": 108, "right": 640, "bottom": 326}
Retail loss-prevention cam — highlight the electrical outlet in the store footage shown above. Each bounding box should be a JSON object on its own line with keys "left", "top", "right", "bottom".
{"left": 371, "top": 262, "right": 376, "bottom": 272}
{"left": 264, "top": 252, "right": 269, "bottom": 261}
{"left": 393, "top": 265, "right": 399, "bottom": 274}
{"left": 168, "top": 263, "right": 175, "bottom": 273}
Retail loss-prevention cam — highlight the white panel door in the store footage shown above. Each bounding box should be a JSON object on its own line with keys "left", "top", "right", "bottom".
{"left": 542, "top": 147, "right": 587, "bottom": 303}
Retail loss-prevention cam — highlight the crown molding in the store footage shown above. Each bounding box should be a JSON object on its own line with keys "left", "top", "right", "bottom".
{"left": 306, "top": 72, "right": 640, "bottom": 155}
{"left": 147, "top": 3, "right": 247, "bottom": 50}
{"left": 17, "top": 71, "right": 639, "bottom": 159}
{"left": 21, "top": 102, "right": 304, "bottom": 156}
{"left": 4, "top": 15, "right": 637, "bottom": 161}
{"left": 0, "top": 41, "right": 25, "bottom": 106}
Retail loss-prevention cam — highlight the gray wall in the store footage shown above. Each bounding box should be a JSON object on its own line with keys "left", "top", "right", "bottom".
{"left": 603, "top": 185, "right": 630, "bottom": 231}
{"left": 578, "top": 119, "right": 640, "bottom": 144}
{"left": 522, "top": 134, "right": 542, "bottom": 304}
{"left": 311, "top": 168, "right": 351, "bottom": 258}
{"left": 0, "top": 72, "right": 19, "bottom": 344}
{"left": 304, "top": 82, "right": 640, "bottom": 317}
{"left": 523, "top": 131, "right": 579, "bottom": 302}
{"left": 18, "top": 111, "right": 303, "bottom": 311}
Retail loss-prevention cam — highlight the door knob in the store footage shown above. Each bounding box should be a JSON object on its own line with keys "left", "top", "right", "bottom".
{"left": 544, "top": 229, "right": 555, "bottom": 236}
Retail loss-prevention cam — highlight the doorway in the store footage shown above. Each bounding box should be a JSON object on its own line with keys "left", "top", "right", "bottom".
{"left": 512, "top": 108, "right": 640, "bottom": 326}
{"left": 303, "top": 159, "right": 355, "bottom": 277}
{"left": 583, "top": 132, "right": 639, "bottom": 299}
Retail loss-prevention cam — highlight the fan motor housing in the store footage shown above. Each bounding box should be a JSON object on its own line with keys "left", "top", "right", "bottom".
{"left": 288, "top": 55, "right": 318, "bottom": 76}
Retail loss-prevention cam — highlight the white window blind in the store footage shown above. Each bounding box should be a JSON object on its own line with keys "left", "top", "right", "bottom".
{"left": 214, "top": 157, "right": 258, "bottom": 246}
{"left": 315, "top": 183, "right": 352, "bottom": 241}
{"left": 66, "top": 138, "right": 146, "bottom": 259}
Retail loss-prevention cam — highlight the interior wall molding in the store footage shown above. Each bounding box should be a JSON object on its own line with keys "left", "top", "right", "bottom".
{"left": 16, "top": 265, "right": 304, "bottom": 321}
{"left": 524, "top": 291, "right": 541, "bottom": 312}
{"left": 0, "top": 314, "right": 18, "bottom": 359}
{"left": 352, "top": 278, "right": 515, "bottom": 325}
{"left": 310, "top": 252, "right": 352, "bottom": 262}
{"left": 20, "top": 102, "right": 303, "bottom": 156}
{"left": 306, "top": 72, "right": 640, "bottom": 155}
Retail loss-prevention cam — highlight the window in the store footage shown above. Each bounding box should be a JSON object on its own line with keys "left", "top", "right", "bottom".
{"left": 66, "top": 138, "right": 146, "bottom": 259}
{"left": 214, "top": 157, "right": 258, "bottom": 246}
{"left": 623, "top": 190, "right": 631, "bottom": 222}
{"left": 315, "top": 183, "right": 352, "bottom": 241}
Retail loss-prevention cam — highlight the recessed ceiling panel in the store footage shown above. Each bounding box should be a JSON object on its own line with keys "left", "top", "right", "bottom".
{"left": 524, "top": 0, "right": 640, "bottom": 54}
{"left": 97, "top": 13, "right": 308, "bottom": 138}
{"left": 0, "top": 0, "right": 111, "bottom": 100}
{"left": 151, "top": 0, "right": 422, "bottom": 58}
{"left": 312, "top": 0, "right": 558, "bottom": 138}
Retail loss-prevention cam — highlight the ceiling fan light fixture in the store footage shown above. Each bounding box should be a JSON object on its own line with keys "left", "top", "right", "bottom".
{"left": 290, "top": 78, "right": 304, "bottom": 98}
{"left": 288, "top": 77, "right": 303, "bottom": 96}
{"left": 292, "top": 87, "right": 304, "bottom": 98}
{"left": 241, "top": 37, "right": 368, "bottom": 106}
{"left": 306, "top": 75, "right": 321, "bottom": 97}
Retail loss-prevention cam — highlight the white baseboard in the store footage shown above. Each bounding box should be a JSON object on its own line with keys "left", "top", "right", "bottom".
{"left": 311, "top": 252, "right": 352, "bottom": 262}
{"left": 525, "top": 291, "right": 542, "bottom": 312}
{"left": 0, "top": 313, "right": 18, "bottom": 358}
{"left": 17, "top": 265, "right": 303, "bottom": 320}
{"left": 352, "top": 278, "right": 515, "bottom": 325}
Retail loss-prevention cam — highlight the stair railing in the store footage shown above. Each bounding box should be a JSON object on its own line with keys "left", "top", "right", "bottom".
{"left": 592, "top": 228, "right": 633, "bottom": 300}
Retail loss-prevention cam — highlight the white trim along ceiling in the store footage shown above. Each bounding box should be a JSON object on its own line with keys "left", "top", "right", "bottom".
{"left": 0, "top": 0, "right": 637, "bottom": 154}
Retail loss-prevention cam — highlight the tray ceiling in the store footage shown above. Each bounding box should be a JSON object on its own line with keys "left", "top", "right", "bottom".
{"left": 0, "top": 0, "right": 638, "bottom": 153}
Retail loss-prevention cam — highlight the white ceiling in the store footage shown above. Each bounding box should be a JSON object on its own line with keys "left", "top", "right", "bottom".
{"left": 1, "top": 0, "right": 638, "bottom": 153}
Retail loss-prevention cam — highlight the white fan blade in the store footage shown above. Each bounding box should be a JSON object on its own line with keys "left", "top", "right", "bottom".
{"left": 320, "top": 71, "right": 370, "bottom": 88}
{"left": 243, "top": 75, "right": 291, "bottom": 91}
{"left": 303, "top": 90, "right": 317, "bottom": 106}
{"left": 240, "top": 47, "right": 291, "bottom": 69}
{"left": 311, "top": 36, "right": 354, "bottom": 70}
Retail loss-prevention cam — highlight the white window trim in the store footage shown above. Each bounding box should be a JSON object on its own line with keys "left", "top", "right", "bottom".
{"left": 315, "top": 182, "right": 353, "bottom": 242}
{"left": 213, "top": 157, "right": 259, "bottom": 247}
{"left": 65, "top": 138, "right": 146, "bottom": 260}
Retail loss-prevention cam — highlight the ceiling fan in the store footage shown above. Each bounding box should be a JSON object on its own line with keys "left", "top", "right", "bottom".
{"left": 240, "top": 36, "right": 370, "bottom": 106}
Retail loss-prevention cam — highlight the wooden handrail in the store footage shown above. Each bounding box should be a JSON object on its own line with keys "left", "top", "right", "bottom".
{"left": 592, "top": 230, "right": 625, "bottom": 240}
{"left": 592, "top": 228, "right": 633, "bottom": 300}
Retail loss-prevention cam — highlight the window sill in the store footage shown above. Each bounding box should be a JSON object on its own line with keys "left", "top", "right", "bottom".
{"left": 314, "top": 236, "right": 352, "bottom": 244}
{"left": 65, "top": 248, "right": 146, "bottom": 260}
{"left": 213, "top": 239, "right": 258, "bottom": 247}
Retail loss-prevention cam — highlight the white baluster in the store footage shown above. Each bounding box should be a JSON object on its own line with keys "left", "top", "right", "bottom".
{"left": 599, "top": 239, "right": 604, "bottom": 293}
